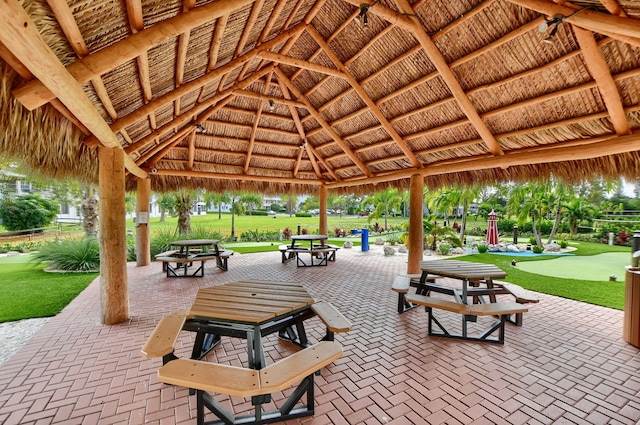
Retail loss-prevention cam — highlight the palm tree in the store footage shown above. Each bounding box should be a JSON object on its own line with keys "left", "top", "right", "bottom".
{"left": 507, "top": 182, "right": 547, "bottom": 246}
{"left": 240, "top": 192, "right": 262, "bottom": 215}
{"left": 367, "top": 187, "right": 403, "bottom": 230}
{"left": 204, "top": 192, "right": 230, "bottom": 219}
{"left": 156, "top": 193, "right": 175, "bottom": 222}
{"left": 564, "top": 198, "right": 595, "bottom": 236}
{"left": 280, "top": 194, "right": 298, "bottom": 216}
{"left": 174, "top": 189, "right": 194, "bottom": 235}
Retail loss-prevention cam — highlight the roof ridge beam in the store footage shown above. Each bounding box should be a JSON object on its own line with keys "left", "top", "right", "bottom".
{"left": 13, "top": 0, "right": 257, "bottom": 111}
{"left": 306, "top": 25, "right": 422, "bottom": 169}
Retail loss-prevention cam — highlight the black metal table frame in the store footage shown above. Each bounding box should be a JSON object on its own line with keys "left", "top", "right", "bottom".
{"left": 182, "top": 306, "right": 316, "bottom": 370}
{"left": 410, "top": 271, "right": 512, "bottom": 343}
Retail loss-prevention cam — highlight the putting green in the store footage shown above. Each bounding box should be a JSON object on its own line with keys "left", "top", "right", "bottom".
{"left": 516, "top": 252, "right": 631, "bottom": 282}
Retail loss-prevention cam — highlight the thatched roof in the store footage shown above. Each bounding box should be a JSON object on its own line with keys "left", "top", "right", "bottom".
{"left": 1, "top": 0, "right": 640, "bottom": 195}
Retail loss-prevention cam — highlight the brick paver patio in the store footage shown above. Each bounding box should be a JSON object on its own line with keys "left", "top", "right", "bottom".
{"left": 1, "top": 247, "right": 639, "bottom": 424}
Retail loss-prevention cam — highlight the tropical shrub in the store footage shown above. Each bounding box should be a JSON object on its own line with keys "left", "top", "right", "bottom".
{"left": 32, "top": 237, "right": 100, "bottom": 272}
{"left": 295, "top": 211, "right": 312, "bottom": 217}
{"left": 0, "top": 193, "right": 59, "bottom": 232}
{"left": 560, "top": 240, "right": 568, "bottom": 249}
{"left": 438, "top": 243, "right": 451, "bottom": 255}
{"left": 477, "top": 243, "right": 488, "bottom": 253}
{"left": 532, "top": 245, "right": 544, "bottom": 254}
{"left": 386, "top": 234, "right": 402, "bottom": 245}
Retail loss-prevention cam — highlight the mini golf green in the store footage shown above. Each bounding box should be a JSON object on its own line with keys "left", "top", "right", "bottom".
{"left": 516, "top": 252, "right": 630, "bottom": 282}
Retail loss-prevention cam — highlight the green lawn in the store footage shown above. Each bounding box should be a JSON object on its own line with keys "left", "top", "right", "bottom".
{"left": 0, "top": 235, "right": 631, "bottom": 324}
{"left": 0, "top": 254, "right": 98, "bottom": 323}
{"left": 457, "top": 241, "right": 630, "bottom": 310}
{"left": 126, "top": 212, "right": 407, "bottom": 237}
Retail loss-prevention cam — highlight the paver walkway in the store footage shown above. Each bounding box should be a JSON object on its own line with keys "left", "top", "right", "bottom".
{"left": 1, "top": 247, "right": 639, "bottom": 424}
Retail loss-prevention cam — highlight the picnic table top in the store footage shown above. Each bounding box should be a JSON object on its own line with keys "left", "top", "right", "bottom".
{"left": 189, "top": 280, "right": 315, "bottom": 323}
{"left": 420, "top": 260, "right": 507, "bottom": 280}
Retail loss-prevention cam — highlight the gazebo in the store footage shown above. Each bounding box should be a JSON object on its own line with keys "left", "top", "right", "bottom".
{"left": 1, "top": 0, "right": 639, "bottom": 324}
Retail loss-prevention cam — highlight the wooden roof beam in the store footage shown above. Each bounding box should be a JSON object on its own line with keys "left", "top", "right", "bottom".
{"left": 573, "top": 27, "right": 630, "bottom": 136}
{"left": 239, "top": 0, "right": 288, "bottom": 80}
{"left": 276, "top": 75, "right": 325, "bottom": 179}
{"left": 83, "top": 29, "right": 299, "bottom": 145}
{"left": 307, "top": 25, "right": 422, "bottom": 169}
{"left": 155, "top": 168, "right": 323, "bottom": 185}
{"left": 328, "top": 130, "right": 640, "bottom": 189}
{"left": 506, "top": 0, "right": 640, "bottom": 45}
{"left": 175, "top": 0, "right": 196, "bottom": 116}
{"left": 125, "top": 0, "right": 155, "bottom": 129}
{"left": 12, "top": 0, "right": 257, "bottom": 110}
{"left": 234, "top": 90, "right": 306, "bottom": 108}
{"left": 0, "top": 0, "right": 146, "bottom": 177}
{"left": 274, "top": 66, "right": 372, "bottom": 177}
{"left": 137, "top": 126, "right": 194, "bottom": 167}
{"left": 46, "top": 0, "right": 119, "bottom": 121}
{"left": 234, "top": 0, "right": 265, "bottom": 82}
{"left": 123, "top": 67, "right": 271, "bottom": 155}
{"left": 0, "top": 42, "right": 94, "bottom": 137}
{"left": 257, "top": 51, "right": 346, "bottom": 79}
{"left": 347, "top": 0, "right": 503, "bottom": 156}
{"left": 598, "top": 0, "right": 627, "bottom": 17}
{"left": 243, "top": 68, "right": 273, "bottom": 173}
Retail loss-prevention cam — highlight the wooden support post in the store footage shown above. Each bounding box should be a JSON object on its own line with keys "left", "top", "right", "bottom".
{"left": 407, "top": 174, "right": 424, "bottom": 274}
{"left": 319, "top": 185, "right": 328, "bottom": 236}
{"left": 136, "top": 178, "right": 151, "bottom": 266}
{"left": 99, "top": 147, "right": 129, "bottom": 325}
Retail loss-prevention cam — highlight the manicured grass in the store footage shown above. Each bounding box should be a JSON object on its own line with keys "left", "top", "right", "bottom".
{"left": 0, "top": 254, "right": 98, "bottom": 323}
{"left": 126, "top": 212, "right": 407, "bottom": 237}
{"left": 457, "top": 241, "right": 631, "bottom": 310}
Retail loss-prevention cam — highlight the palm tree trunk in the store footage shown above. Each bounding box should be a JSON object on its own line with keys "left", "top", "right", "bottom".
{"left": 460, "top": 201, "right": 468, "bottom": 244}
{"left": 547, "top": 204, "right": 561, "bottom": 244}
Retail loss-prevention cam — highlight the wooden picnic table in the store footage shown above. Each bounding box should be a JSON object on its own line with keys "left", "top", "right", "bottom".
{"left": 184, "top": 280, "right": 317, "bottom": 369}
{"left": 419, "top": 259, "right": 507, "bottom": 304}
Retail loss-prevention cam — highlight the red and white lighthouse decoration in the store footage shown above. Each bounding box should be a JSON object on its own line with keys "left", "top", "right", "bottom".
{"left": 486, "top": 210, "right": 499, "bottom": 245}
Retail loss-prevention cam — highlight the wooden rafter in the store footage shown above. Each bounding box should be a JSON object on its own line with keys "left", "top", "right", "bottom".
{"left": 0, "top": 41, "right": 90, "bottom": 135}
{"left": 598, "top": 0, "right": 627, "bottom": 16}
{"left": 307, "top": 25, "right": 422, "bottom": 169}
{"left": 12, "top": 0, "right": 257, "bottom": 111}
{"left": 506, "top": 0, "right": 640, "bottom": 41}
{"left": 155, "top": 168, "right": 323, "bottom": 185}
{"left": 328, "top": 130, "right": 640, "bottom": 189}
{"left": 257, "top": 51, "right": 345, "bottom": 78}
{"left": 123, "top": 67, "right": 271, "bottom": 158}
{"left": 573, "top": 27, "right": 630, "bottom": 136}
{"left": 82, "top": 28, "right": 302, "bottom": 147}
{"left": 339, "top": 0, "right": 504, "bottom": 157}
{"left": 136, "top": 126, "right": 195, "bottom": 167}
{"left": 274, "top": 66, "right": 372, "bottom": 177}
{"left": 275, "top": 76, "right": 330, "bottom": 180}
{"left": 243, "top": 68, "right": 273, "bottom": 173}
{"left": 0, "top": 0, "right": 145, "bottom": 177}
{"left": 46, "top": 0, "right": 119, "bottom": 120}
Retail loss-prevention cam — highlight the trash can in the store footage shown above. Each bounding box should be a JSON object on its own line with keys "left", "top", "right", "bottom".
{"left": 361, "top": 228, "right": 369, "bottom": 252}
{"left": 624, "top": 266, "right": 640, "bottom": 348}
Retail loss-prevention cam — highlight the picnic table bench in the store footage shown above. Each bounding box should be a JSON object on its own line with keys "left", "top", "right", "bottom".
{"left": 406, "top": 293, "right": 528, "bottom": 344}
{"left": 156, "top": 250, "right": 234, "bottom": 277}
{"left": 158, "top": 341, "right": 343, "bottom": 425}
